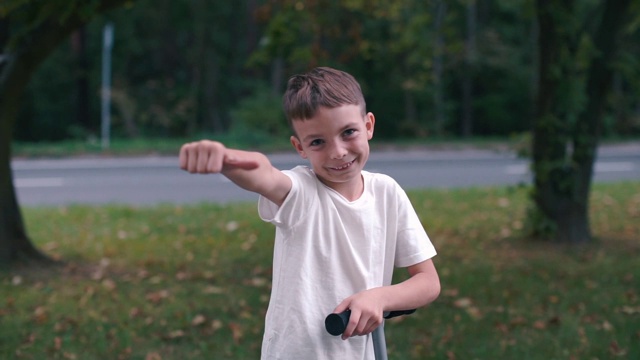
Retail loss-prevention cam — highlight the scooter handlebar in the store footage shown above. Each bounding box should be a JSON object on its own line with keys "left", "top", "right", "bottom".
{"left": 324, "top": 309, "right": 416, "bottom": 336}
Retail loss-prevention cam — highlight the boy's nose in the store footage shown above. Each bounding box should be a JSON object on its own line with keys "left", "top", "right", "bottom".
{"left": 330, "top": 142, "right": 348, "bottom": 159}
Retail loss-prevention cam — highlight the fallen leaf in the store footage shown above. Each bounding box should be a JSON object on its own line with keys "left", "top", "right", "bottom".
{"left": 533, "top": 320, "right": 546, "bottom": 330}
{"left": 620, "top": 306, "right": 640, "bottom": 314}
{"left": 442, "top": 288, "right": 459, "bottom": 297}
{"left": 33, "top": 306, "right": 48, "bottom": 324}
{"left": 610, "top": 340, "right": 627, "bottom": 357}
{"left": 175, "top": 272, "right": 189, "bottom": 281}
{"left": 191, "top": 314, "right": 206, "bottom": 327}
{"left": 229, "top": 323, "right": 243, "bottom": 344}
{"left": 453, "top": 298, "right": 472, "bottom": 308}
{"left": 211, "top": 319, "right": 223, "bottom": 331}
{"left": 203, "top": 286, "right": 224, "bottom": 294}
{"left": 145, "top": 352, "right": 162, "bottom": 360}
{"left": 248, "top": 277, "right": 268, "bottom": 287}
{"left": 146, "top": 290, "right": 170, "bottom": 304}
{"left": 510, "top": 316, "right": 527, "bottom": 327}
{"left": 465, "top": 306, "right": 482, "bottom": 320}
{"left": 129, "top": 307, "right": 142, "bottom": 318}
{"left": 166, "top": 330, "right": 185, "bottom": 339}
{"left": 494, "top": 322, "right": 509, "bottom": 333}
{"left": 101, "top": 279, "right": 117, "bottom": 291}
{"left": 226, "top": 221, "right": 239, "bottom": 232}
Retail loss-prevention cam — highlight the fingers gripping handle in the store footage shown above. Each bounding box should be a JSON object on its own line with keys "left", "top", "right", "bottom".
{"left": 324, "top": 309, "right": 416, "bottom": 336}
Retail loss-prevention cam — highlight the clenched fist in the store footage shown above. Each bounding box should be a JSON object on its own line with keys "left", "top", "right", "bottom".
{"left": 179, "top": 140, "right": 259, "bottom": 174}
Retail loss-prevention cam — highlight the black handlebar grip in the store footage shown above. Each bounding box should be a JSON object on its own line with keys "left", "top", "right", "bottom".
{"left": 325, "top": 310, "right": 351, "bottom": 336}
{"left": 324, "top": 309, "right": 416, "bottom": 336}
{"left": 383, "top": 309, "right": 416, "bottom": 319}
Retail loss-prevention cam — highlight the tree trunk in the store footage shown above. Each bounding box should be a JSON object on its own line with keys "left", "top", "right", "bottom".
{"left": 532, "top": 0, "right": 631, "bottom": 243}
{"left": 1, "top": 0, "right": 132, "bottom": 266}
{"left": 0, "top": 58, "right": 53, "bottom": 265}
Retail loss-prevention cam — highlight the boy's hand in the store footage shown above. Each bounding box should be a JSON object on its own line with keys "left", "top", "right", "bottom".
{"left": 332, "top": 288, "right": 385, "bottom": 340}
{"left": 179, "top": 140, "right": 259, "bottom": 173}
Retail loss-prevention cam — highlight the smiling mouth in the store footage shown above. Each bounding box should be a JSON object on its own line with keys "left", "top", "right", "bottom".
{"left": 330, "top": 159, "right": 355, "bottom": 171}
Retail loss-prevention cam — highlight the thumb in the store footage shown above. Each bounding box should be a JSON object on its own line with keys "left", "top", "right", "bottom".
{"left": 223, "top": 156, "right": 260, "bottom": 170}
{"left": 333, "top": 298, "right": 352, "bottom": 314}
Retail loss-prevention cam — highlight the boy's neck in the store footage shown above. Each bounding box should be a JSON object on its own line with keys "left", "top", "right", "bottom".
{"left": 317, "top": 173, "right": 365, "bottom": 202}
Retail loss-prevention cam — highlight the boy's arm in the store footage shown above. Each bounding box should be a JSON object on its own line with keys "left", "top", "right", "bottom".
{"left": 179, "top": 140, "right": 292, "bottom": 206}
{"left": 333, "top": 259, "right": 440, "bottom": 340}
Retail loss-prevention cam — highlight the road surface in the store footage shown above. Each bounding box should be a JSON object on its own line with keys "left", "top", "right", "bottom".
{"left": 12, "top": 143, "right": 640, "bottom": 206}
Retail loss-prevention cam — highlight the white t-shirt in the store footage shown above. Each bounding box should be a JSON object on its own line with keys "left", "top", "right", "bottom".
{"left": 258, "top": 166, "right": 437, "bottom": 360}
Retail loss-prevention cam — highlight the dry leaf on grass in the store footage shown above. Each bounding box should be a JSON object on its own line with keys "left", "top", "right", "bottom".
{"left": 191, "top": 314, "right": 206, "bottom": 327}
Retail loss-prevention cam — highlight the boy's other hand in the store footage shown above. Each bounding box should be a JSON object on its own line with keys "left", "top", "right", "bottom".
{"left": 333, "top": 289, "right": 385, "bottom": 340}
{"left": 179, "top": 140, "right": 259, "bottom": 174}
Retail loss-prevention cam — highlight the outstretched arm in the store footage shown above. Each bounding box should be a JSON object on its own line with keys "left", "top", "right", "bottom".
{"left": 179, "top": 140, "right": 292, "bottom": 206}
{"left": 332, "top": 259, "right": 440, "bottom": 340}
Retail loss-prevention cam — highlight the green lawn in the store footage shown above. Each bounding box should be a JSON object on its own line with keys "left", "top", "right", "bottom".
{"left": 1, "top": 182, "right": 639, "bottom": 359}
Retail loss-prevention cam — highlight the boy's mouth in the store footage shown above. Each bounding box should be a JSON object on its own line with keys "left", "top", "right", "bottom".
{"left": 330, "top": 159, "right": 355, "bottom": 171}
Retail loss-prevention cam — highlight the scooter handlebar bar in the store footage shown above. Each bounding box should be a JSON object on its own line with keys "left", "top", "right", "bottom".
{"left": 324, "top": 309, "right": 416, "bottom": 336}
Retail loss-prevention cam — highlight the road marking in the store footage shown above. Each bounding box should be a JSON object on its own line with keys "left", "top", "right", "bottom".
{"left": 505, "top": 165, "right": 528, "bottom": 175}
{"left": 595, "top": 162, "right": 635, "bottom": 172}
{"left": 15, "top": 178, "right": 65, "bottom": 188}
{"left": 505, "top": 162, "right": 635, "bottom": 175}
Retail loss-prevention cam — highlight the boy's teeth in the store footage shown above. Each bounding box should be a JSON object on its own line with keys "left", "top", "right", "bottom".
{"left": 335, "top": 161, "right": 352, "bottom": 170}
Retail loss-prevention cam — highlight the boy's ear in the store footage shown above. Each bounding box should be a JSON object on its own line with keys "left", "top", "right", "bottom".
{"left": 290, "top": 135, "right": 308, "bottom": 159}
{"left": 365, "top": 112, "right": 375, "bottom": 140}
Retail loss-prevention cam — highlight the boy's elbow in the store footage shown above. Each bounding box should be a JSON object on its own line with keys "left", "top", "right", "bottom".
{"left": 418, "top": 271, "right": 440, "bottom": 307}
{"left": 428, "top": 276, "right": 441, "bottom": 304}
{"left": 410, "top": 259, "right": 441, "bottom": 305}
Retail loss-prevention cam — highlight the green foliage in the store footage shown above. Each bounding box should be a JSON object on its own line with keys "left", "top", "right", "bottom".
{"left": 2, "top": 182, "right": 638, "bottom": 358}
{"left": 0, "top": 0, "right": 105, "bottom": 49}
{"left": 229, "top": 83, "right": 288, "bottom": 138}
{"left": 15, "top": 40, "right": 76, "bottom": 141}
{"left": 7, "top": 0, "right": 640, "bottom": 142}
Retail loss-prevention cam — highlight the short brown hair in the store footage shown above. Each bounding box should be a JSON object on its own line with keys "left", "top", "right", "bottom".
{"left": 282, "top": 67, "right": 366, "bottom": 129}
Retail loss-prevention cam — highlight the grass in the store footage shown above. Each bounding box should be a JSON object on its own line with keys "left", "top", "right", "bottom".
{"left": 11, "top": 135, "right": 532, "bottom": 159}
{"left": 11, "top": 133, "right": 293, "bottom": 159}
{"left": 1, "top": 182, "right": 639, "bottom": 359}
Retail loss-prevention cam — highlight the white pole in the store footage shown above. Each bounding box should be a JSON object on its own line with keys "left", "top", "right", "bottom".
{"left": 101, "top": 23, "right": 114, "bottom": 150}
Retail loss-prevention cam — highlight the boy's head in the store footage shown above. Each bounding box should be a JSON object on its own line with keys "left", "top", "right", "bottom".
{"left": 283, "top": 67, "right": 366, "bottom": 130}
{"left": 284, "top": 67, "right": 375, "bottom": 198}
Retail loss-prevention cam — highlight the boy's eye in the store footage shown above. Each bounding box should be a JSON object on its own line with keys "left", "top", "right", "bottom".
{"left": 343, "top": 129, "right": 357, "bottom": 137}
{"left": 309, "top": 139, "right": 324, "bottom": 147}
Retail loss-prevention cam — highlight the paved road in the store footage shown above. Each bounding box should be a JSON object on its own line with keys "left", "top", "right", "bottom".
{"left": 12, "top": 143, "right": 640, "bottom": 206}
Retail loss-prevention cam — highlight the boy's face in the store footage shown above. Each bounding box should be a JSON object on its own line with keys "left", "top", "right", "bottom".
{"left": 290, "top": 105, "right": 375, "bottom": 197}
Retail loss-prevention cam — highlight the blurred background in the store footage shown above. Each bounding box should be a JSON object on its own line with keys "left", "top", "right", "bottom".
{"left": 14, "top": 0, "right": 640, "bottom": 146}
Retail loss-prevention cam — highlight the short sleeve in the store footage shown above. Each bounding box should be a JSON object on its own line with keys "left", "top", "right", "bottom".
{"left": 393, "top": 184, "right": 437, "bottom": 267}
{"left": 258, "top": 166, "right": 317, "bottom": 228}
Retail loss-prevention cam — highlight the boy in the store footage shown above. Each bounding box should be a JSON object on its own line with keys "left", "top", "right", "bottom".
{"left": 179, "top": 67, "right": 440, "bottom": 359}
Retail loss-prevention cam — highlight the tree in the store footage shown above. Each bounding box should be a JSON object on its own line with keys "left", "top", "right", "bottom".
{"left": 531, "top": 0, "right": 633, "bottom": 243}
{"left": 0, "top": 0, "right": 133, "bottom": 266}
